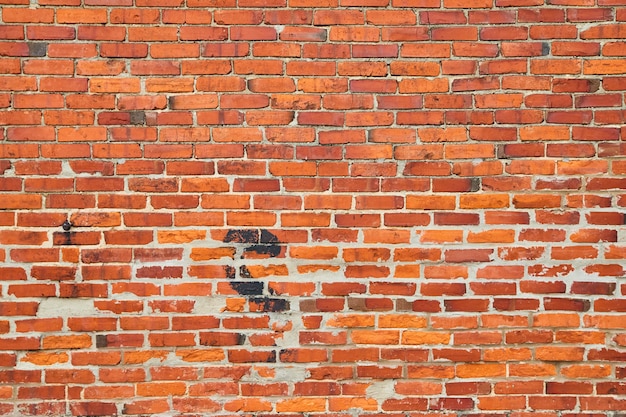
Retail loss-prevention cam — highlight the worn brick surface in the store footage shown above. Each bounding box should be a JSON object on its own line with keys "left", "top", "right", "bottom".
{"left": 0, "top": 0, "right": 625, "bottom": 416}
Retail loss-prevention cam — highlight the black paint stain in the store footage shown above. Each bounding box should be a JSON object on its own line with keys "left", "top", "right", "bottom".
{"left": 244, "top": 244, "right": 282, "bottom": 258}
{"left": 224, "top": 229, "right": 259, "bottom": 244}
{"left": 130, "top": 111, "right": 145, "bottom": 125}
{"left": 224, "top": 229, "right": 283, "bottom": 296}
{"left": 250, "top": 297, "right": 290, "bottom": 312}
{"left": 96, "top": 335, "right": 107, "bottom": 348}
{"left": 229, "top": 281, "right": 264, "bottom": 296}
{"left": 225, "top": 266, "right": 236, "bottom": 279}
{"left": 53, "top": 232, "right": 75, "bottom": 245}
{"left": 470, "top": 177, "right": 481, "bottom": 192}
{"left": 261, "top": 229, "right": 279, "bottom": 243}
{"left": 28, "top": 42, "right": 47, "bottom": 57}
{"left": 239, "top": 266, "right": 252, "bottom": 279}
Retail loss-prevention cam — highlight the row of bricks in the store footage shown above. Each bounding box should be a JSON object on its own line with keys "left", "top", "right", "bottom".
{"left": 3, "top": 275, "right": 626, "bottom": 296}
{"left": 2, "top": 272, "right": 625, "bottom": 294}
{"left": 4, "top": 95, "right": 626, "bottom": 113}
{"left": 3, "top": 307, "right": 626, "bottom": 328}
{"left": 3, "top": 72, "right": 626, "bottom": 96}
{"left": 2, "top": 43, "right": 626, "bottom": 62}
{"left": 2, "top": 42, "right": 626, "bottom": 61}
{"left": 3, "top": 379, "right": 626, "bottom": 398}
{"left": 3, "top": 110, "right": 626, "bottom": 128}
{"left": 0, "top": 214, "right": 624, "bottom": 234}
{"left": 0, "top": 220, "right": 624, "bottom": 237}
{"left": 3, "top": 401, "right": 626, "bottom": 417}
{"left": 7, "top": 60, "right": 626, "bottom": 80}
{"left": 2, "top": 322, "right": 625, "bottom": 344}
{"left": 1, "top": 254, "right": 626, "bottom": 278}
{"left": 3, "top": 79, "right": 626, "bottom": 99}
{"left": 3, "top": 290, "right": 626, "bottom": 314}
{"left": 1, "top": 248, "right": 624, "bottom": 266}
{"left": 3, "top": 125, "right": 626, "bottom": 142}
{"left": 1, "top": 330, "right": 626, "bottom": 352}
{"left": 0, "top": 145, "right": 625, "bottom": 162}
{"left": 0, "top": 7, "right": 624, "bottom": 25}
{"left": 2, "top": 388, "right": 622, "bottom": 412}
{"left": 1, "top": 263, "right": 625, "bottom": 282}
{"left": 2, "top": 103, "right": 626, "bottom": 123}
{"left": 1, "top": 222, "right": 625, "bottom": 243}
{"left": 0, "top": 167, "right": 624, "bottom": 184}
{"left": 1, "top": 160, "right": 624, "bottom": 176}
{"left": 1, "top": 142, "right": 625, "bottom": 158}
{"left": 2, "top": 318, "right": 626, "bottom": 342}
{"left": 0, "top": 207, "right": 623, "bottom": 226}
{"left": 3, "top": 304, "right": 626, "bottom": 326}
{"left": 1, "top": 191, "right": 625, "bottom": 210}
{"left": 1, "top": 396, "right": 626, "bottom": 415}
{"left": 3, "top": 102, "right": 626, "bottom": 119}
{"left": 3, "top": 22, "right": 626, "bottom": 42}
{"left": 2, "top": 282, "right": 625, "bottom": 305}
{"left": 2, "top": 35, "right": 626, "bottom": 60}
{"left": 3, "top": 130, "right": 626, "bottom": 148}
{"left": 1, "top": 219, "right": 624, "bottom": 237}
{"left": 3, "top": 184, "right": 624, "bottom": 199}
{"left": 2, "top": 348, "right": 626, "bottom": 368}
{"left": 1, "top": 262, "right": 625, "bottom": 282}
{"left": 1, "top": 0, "right": 625, "bottom": 8}
{"left": 0, "top": 352, "right": 624, "bottom": 375}
{"left": 1, "top": 163, "right": 624, "bottom": 180}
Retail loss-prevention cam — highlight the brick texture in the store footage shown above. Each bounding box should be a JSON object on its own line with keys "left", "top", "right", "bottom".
{"left": 1, "top": 0, "right": 626, "bottom": 415}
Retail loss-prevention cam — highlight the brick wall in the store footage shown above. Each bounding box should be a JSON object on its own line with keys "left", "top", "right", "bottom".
{"left": 1, "top": 0, "right": 626, "bottom": 415}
